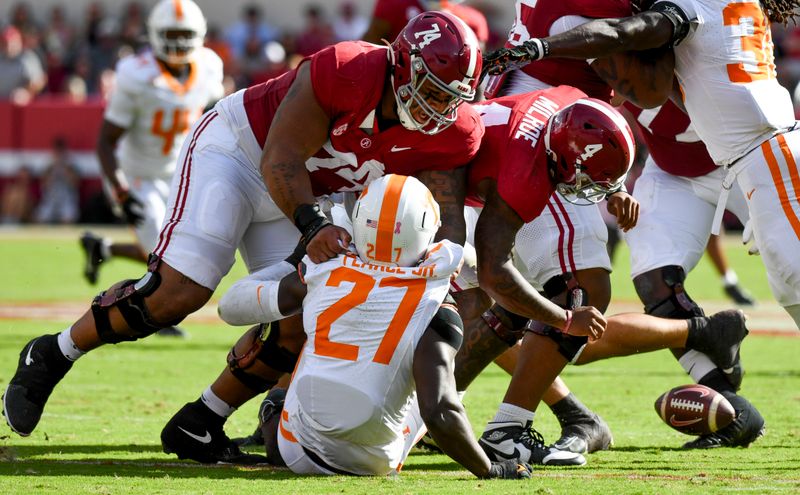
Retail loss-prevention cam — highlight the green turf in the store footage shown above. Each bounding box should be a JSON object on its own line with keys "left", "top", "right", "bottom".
{"left": 0, "top": 228, "right": 798, "bottom": 494}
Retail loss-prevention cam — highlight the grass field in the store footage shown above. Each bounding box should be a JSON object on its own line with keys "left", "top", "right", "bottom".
{"left": 0, "top": 226, "right": 798, "bottom": 494}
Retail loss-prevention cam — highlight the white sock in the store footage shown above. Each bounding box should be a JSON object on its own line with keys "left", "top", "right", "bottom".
{"left": 722, "top": 269, "right": 738, "bottom": 286}
{"left": 679, "top": 350, "right": 717, "bottom": 382}
{"left": 57, "top": 328, "right": 85, "bottom": 362}
{"left": 100, "top": 238, "right": 112, "bottom": 259}
{"left": 200, "top": 387, "right": 236, "bottom": 418}
{"left": 492, "top": 402, "right": 535, "bottom": 425}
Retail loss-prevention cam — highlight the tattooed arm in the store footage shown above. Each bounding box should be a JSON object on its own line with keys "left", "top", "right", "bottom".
{"left": 475, "top": 186, "right": 607, "bottom": 339}
{"left": 475, "top": 186, "right": 568, "bottom": 328}
{"left": 260, "top": 62, "right": 350, "bottom": 262}
{"left": 591, "top": 48, "right": 675, "bottom": 108}
{"left": 416, "top": 168, "right": 467, "bottom": 245}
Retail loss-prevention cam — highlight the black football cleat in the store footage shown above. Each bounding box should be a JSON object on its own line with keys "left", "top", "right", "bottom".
{"left": 3, "top": 334, "right": 73, "bottom": 436}
{"left": 79, "top": 232, "right": 105, "bottom": 285}
{"left": 156, "top": 326, "right": 189, "bottom": 339}
{"left": 552, "top": 412, "right": 613, "bottom": 454}
{"left": 687, "top": 309, "right": 748, "bottom": 371}
{"left": 479, "top": 420, "right": 586, "bottom": 466}
{"left": 415, "top": 432, "right": 443, "bottom": 453}
{"left": 232, "top": 425, "right": 264, "bottom": 447}
{"left": 683, "top": 393, "right": 765, "bottom": 449}
{"left": 161, "top": 400, "right": 268, "bottom": 465}
{"left": 724, "top": 283, "right": 756, "bottom": 306}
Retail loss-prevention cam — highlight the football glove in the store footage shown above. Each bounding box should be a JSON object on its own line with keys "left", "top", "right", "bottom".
{"left": 486, "top": 459, "right": 533, "bottom": 479}
{"left": 482, "top": 39, "right": 548, "bottom": 77}
{"left": 118, "top": 190, "right": 145, "bottom": 226}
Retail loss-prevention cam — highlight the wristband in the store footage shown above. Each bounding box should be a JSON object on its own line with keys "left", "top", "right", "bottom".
{"left": 293, "top": 203, "right": 332, "bottom": 247}
{"left": 562, "top": 309, "right": 573, "bottom": 334}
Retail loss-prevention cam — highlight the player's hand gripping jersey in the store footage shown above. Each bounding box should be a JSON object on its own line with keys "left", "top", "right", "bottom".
{"left": 280, "top": 240, "right": 463, "bottom": 475}
{"left": 104, "top": 48, "right": 224, "bottom": 179}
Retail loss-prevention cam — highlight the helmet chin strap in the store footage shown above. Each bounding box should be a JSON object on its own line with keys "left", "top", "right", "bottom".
{"left": 387, "top": 46, "right": 423, "bottom": 132}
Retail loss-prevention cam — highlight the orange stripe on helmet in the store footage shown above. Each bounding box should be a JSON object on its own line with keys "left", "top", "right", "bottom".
{"left": 375, "top": 175, "right": 408, "bottom": 263}
{"left": 173, "top": 0, "right": 184, "bottom": 20}
{"left": 762, "top": 135, "right": 800, "bottom": 241}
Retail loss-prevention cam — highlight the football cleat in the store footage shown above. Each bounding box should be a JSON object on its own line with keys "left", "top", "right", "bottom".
{"left": 156, "top": 326, "right": 189, "bottom": 338}
{"left": 415, "top": 431, "right": 443, "bottom": 453}
{"left": 161, "top": 400, "right": 268, "bottom": 465}
{"left": 553, "top": 412, "right": 613, "bottom": 454}
{"left": 232, "top": 425, "right": 264, "bottom": 447}
{"left": 79, "top": 232, "right": 106, "bottom": 285}
{"left": 682, "top": 393, "right": 765, "bottom": 449}
{"left": 687, "top": 309, "right": 748, "bottom": 371}
{"left": 479, "top": 420, "right": 586, "bottom": 466}
{"left": 3, "top": 334, "right": 73, "bottom": 436}
{"left": 723, "top": 283, "right": 756, "bottom": 306}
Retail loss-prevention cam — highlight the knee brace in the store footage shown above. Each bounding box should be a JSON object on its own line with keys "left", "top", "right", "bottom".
{"left": 639, "top": 266, "right": 704, "bottom": 319}
{"left": 227, "top": 321, "right": 300, "bottom": 393}
{"left": 91, "top": 269, "right": 183, "bottom": 344}
{"left": 527, "top": 273, "right": 590, "bottom": 362}
{"left": 526, "top": 321, "right": 589, "bottom": 363}
{"left": 481, "top": 304, "right": 529, "bottom": 346}
{"left": 542, "top": 272, "right": 588, "bottom": 309}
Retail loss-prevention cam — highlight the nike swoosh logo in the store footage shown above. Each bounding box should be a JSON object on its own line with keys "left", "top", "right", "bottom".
{"left": 178, "top": 426, "right": 212, "bottom": 444}
{"left": 746, "top": 188, "right": 755, "bottom": 200}
{"left": 391, "top": 145, "right": 412, "bottom": 152}
{"left": 669, "top": 415, "right": 703, "bottom": 427}
{"left": 25, "top": 341, "right": 35, "bottom": 366}
{"left": 483, "top": 438, "right": 521, "bottom": 458}
{"left": 256, "top": 284, "right": 264, "bottom": 305}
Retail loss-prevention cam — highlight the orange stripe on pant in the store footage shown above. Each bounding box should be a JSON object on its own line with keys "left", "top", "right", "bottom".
{"left": 762, "top": 135, "right": 800, "bottom": 241}
{"left": 375, "top": 175, "right": 408, "bottom": 263}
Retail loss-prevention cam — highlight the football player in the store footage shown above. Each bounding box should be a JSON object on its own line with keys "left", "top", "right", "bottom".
{"left": 451, "top": 87, "right": 748, "bottom": 465}
{"left": 449, "top": 0, "right": 667, "bottom": 456}
{"left": 188, "top": 175, "right": 532, "bottom": 478}
{"left": 80, "top": 0, "right": 224, "bottom": 339}
{"left": 621, "top": 99, "right": 764, "bottom": 448}
{"left": 2, "top": 12, "right": 484, "bottom": 464}
{"left": 480, "top": 0, "right": 799, "bottom": 449}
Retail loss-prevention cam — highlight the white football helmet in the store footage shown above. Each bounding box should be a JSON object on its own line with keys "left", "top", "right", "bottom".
{"left": 352, "top": 174, "right": 441, "bottom": 267}
{"left": 147, "top": 0, "right": 207, "bottom": 65}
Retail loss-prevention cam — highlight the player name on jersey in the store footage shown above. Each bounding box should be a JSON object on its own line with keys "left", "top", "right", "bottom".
{"left": 514, "top": 95, "right": 560, "bottom": 147}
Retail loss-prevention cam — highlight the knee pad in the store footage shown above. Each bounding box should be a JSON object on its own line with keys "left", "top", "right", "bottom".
{"left": 91, "top": 269, "right": 183, "bottom": 344}
{"left": 526, "top": 320, "right": 588, "bottom": 363}
{"left": 481, "top": 304, "right": 529, "bottom": 346}
{"left": 227, "top": 321, "right": 299, "bottom": 393}
{"left": 638, "top": 266, "right": 704, "bottom": 319}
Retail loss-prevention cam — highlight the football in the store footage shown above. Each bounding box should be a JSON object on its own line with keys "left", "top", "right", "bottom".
{"left": 654, "top": 384, "right": 736, "bottom": 436}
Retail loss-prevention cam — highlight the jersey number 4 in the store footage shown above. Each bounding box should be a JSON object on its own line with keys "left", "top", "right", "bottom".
{"left": 724, "top": 2, "right": 777, "bottom": 83}
{"left": 151, "top": 108, "right": 192, "bottom": 155}
{"left": 314, "top": 266, "right": 426, "bottom": 364}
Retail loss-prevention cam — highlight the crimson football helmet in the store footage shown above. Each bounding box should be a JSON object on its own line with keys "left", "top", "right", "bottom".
{"left": 544, "top": 98, "right": 636, "bottom": 205}
{"left": 390, "top": 11, "right": 482, "bottom": 135}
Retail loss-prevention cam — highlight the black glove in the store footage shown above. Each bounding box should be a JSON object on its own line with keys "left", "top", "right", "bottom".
{"left": 482, "top": 39, "right": 547, "bottom": 77}
{"left": 119, "top": 191, "right": 145, "bottom": 226}
{"left": 486, "top": 459, "right": 533, "bottom": 479}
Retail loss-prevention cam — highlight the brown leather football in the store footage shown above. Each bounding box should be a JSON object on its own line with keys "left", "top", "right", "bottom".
{"left": 654, "top": 384, "right": 736, "bottom": 435}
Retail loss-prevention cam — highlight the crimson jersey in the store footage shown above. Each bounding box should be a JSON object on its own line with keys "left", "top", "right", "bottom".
{"left": 467, "top": 86, "right": 587, "bottom": 222}
{"left": 372, "top": 0, "right": 489, "bottom": 44}
{"left": 623, "top": 100, "right": 717, "bottom": 177}
{"left": 242, "top": 41, "right": 483, "bottom": 196}
{"left": 505, "top": 0, "right": 632, "bottom": 100}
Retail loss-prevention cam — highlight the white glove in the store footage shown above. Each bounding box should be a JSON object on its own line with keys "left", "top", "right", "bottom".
{"left": 742, "top": 220, "right": 760, "bottom": 256}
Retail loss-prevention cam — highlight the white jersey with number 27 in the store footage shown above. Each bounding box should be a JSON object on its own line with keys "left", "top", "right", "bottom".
{"left": 281, "top": 240, "right": 463, "bottom": 476}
